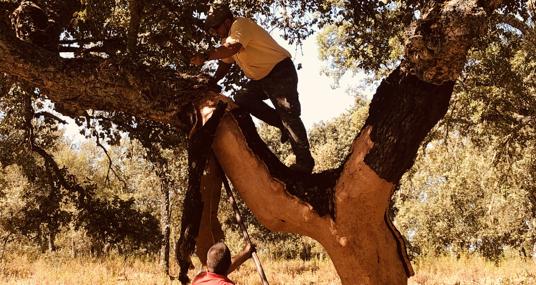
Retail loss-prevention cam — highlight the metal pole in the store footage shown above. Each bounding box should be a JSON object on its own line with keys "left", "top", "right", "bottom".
{"left": 216, "top": 160, "right": 270, "bottom": 285}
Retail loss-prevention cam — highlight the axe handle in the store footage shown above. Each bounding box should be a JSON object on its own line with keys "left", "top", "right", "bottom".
{"left": 217, "top": 159, "right": 270, "bottom": 285}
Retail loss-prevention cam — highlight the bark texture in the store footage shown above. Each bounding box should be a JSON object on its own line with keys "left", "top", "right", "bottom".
{"left": 364, "top": 67, "right": 454, "bottom": 183}
{"left": 0, "top": 12, "right": 208, "bottom": 129}
{"left": 401, "top": 0, "right": 503, "bottom": 84}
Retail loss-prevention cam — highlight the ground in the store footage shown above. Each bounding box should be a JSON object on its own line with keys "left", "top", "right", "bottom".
{"left": 1, "top": 251, "right": 535, "bottom": 284}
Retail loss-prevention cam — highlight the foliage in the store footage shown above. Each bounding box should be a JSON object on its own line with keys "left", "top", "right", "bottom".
{"left": 0, "top": 82, "right": 165, "bottom": 254}
{"left": 77, "top": 196, "right": 162, "bottom": 253}
{"left": 395, "top": 138, "right": 535, "bottom": 260}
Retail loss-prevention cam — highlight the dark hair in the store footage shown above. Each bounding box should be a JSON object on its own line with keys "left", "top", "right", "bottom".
{"left": 206, "top": 242, "right": 232, "bottom": 275}
{"left": 205, "top": 4, "right": 233, "bottom": 30}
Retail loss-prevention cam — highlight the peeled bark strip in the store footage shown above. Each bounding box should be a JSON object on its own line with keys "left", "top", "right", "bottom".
{"left": 195, "top": 154, "right": 225, "bottom": 264}
{"left": 176, "top": 102, "right": 227, "bottom": 284}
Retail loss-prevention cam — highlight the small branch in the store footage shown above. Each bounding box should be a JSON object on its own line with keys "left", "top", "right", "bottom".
{"left": 34, "top": 111, "right": 67, "bottom": 124}
{"left": 95, "top": 134, "right": 128, "bottom": 189}
{"left": 499, "top": 14, "right": 529, "bottom": 34}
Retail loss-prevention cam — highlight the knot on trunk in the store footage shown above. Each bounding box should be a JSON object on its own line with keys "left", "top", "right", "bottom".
{"left": 11, "top": 1, "right": 57, "bottom": 52}
{"left": 401, "top": 0, "right": 488, "bottom": 84}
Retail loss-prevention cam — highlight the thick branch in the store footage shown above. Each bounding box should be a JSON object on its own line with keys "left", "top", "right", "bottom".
{"left": 401, "top": 0, "right": 505, "bottom": 84}
{"left": 0, "top": 18, "right": 210, "bottom": 130}
{"left": 366, "top": 0, "right": 504, "bottom": 182}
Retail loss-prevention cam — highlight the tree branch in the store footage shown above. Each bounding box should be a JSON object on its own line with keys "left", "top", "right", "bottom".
{"left": 0, "top": 18, "right": 211, "bottom": 131}
{"left": 34, "top": 111, "right": 67, "bottom": 124}
{"left": 95, "top": 135, "right": 128, "bottom": 189}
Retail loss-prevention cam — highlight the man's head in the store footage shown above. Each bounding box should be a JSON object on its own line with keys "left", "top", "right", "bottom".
{"left": 206, "top": 242, "right": 232, "bottom": 275}
{"left": 205, "top": 3, "right": 233, "bottom": 38}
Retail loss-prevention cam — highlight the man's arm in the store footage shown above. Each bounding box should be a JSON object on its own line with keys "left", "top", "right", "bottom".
{"left": 191, "top": 42, "right": 242, "bottom": 66}
{"left": 227, "top": 242, "right": 254, "bottom": 274}
{"left": 212, "top": 61, "right": 232, "bottom": 84}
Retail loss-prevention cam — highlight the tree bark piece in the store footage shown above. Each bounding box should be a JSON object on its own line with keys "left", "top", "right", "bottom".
{"left": 401, "top": 0, "right": 503, "bottom": 84}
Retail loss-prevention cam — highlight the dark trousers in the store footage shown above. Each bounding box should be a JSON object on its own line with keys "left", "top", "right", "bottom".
{"left": 233, "top": 58, "right": 314, "bottom": 168}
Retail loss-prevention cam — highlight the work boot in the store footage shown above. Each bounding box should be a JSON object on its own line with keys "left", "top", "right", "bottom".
{"left": 280, "top": 129, "right": 289, "bottom": 144}
{"left": 290, "top": 153, "right": 315, "bottom": 173}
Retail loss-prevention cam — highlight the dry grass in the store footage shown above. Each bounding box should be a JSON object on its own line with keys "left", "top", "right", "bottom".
{"left": 0, "top": 251, "right": 339, "bottom": 285}
{"left": 1, "top": 251, "right": 535, "bottom": 284}
{"left": 409, "top": 254, "right": 536, "bottom": 285}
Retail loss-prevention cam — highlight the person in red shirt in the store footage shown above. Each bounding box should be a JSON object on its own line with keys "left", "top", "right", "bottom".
{"left": 192, "top": 242, "right": 253, "bottom": 285}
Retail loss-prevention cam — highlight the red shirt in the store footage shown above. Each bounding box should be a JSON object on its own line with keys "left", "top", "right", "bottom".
{"left": 191, "top": 272, "right": 235, "bottom": 285}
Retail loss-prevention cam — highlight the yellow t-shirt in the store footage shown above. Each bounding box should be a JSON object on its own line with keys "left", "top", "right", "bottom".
{"left": 221, "top": 17, "right": 291, "bottom": 80}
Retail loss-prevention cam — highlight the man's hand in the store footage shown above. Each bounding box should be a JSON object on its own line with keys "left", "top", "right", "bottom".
{"left": 207, "top": 78, "right": 222, "bottom": 92}
{"left": 243, "top": 242, "right": 256, "bottom": 258}
{"left": 190, "top": 53, "right": 207, "bottom": 66}
{"left": 228, "top": 241, "right": 257, "bottom": 274}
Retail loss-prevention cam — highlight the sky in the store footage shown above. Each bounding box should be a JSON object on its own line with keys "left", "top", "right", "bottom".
{"left": 275, "top": 33, "right": 363, "bottom": 129}
{"left": 61, "top": 31, "right": 371, "bottom": 141}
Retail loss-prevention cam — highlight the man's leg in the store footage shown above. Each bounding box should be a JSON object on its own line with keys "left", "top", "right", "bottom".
{"left": 262, "top": 60, "right": 314, "bottom": 173}
{"left": 233, "top": 81, "right": 284, "bottom": 130}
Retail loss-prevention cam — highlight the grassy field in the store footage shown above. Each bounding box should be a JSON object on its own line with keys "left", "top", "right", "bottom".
{"left": 1, "top": 251, "right": 535, "bottom": 284}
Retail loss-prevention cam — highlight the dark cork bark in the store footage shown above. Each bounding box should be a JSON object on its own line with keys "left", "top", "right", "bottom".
{"left": 230, "top": 109, "right": 339, "bottom": 219}
{"left": 176, "top": 102, "right": 227, "bottom": 284}
{"left": 363, "top": 67, "right": 455, "bottom": 183}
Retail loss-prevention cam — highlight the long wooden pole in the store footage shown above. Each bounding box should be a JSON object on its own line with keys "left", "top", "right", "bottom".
{"left": 215, "top": 158, "right": 270, "bottom": 285}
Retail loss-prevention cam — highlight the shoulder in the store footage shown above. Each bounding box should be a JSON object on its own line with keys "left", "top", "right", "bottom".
{"left": 191, "top": 271, "right": 207, "bottom": 284}
{"left": 192, "top": 272, "right": 234, "bottom": 285}
{"left": 218, "top": 279, "right": 235, "bottom": 285}
{"left": 231, "top": 17, "right": 259, "bottom": 29}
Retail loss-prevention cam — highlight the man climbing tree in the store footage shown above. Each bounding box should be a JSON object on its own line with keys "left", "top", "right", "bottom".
{"left": 190, "top": 3, "right": 315, "bottom": 173}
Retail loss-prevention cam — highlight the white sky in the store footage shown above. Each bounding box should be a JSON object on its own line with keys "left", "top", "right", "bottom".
{"left": 279, "top": 34, "right": 363, "bottom": 129}
{"left": 61, "top": 32, "right": 371, "bottom": 141}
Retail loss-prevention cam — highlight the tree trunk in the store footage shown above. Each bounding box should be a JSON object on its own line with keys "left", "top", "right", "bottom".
{"left": 159, "top": 175, "right": 171, "bottom": 273}
{"left": 47, "top": 231, "right": 56, "bottom": 252}
{"left": 208, "top": 112, "right": 409, "bottom": 284}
